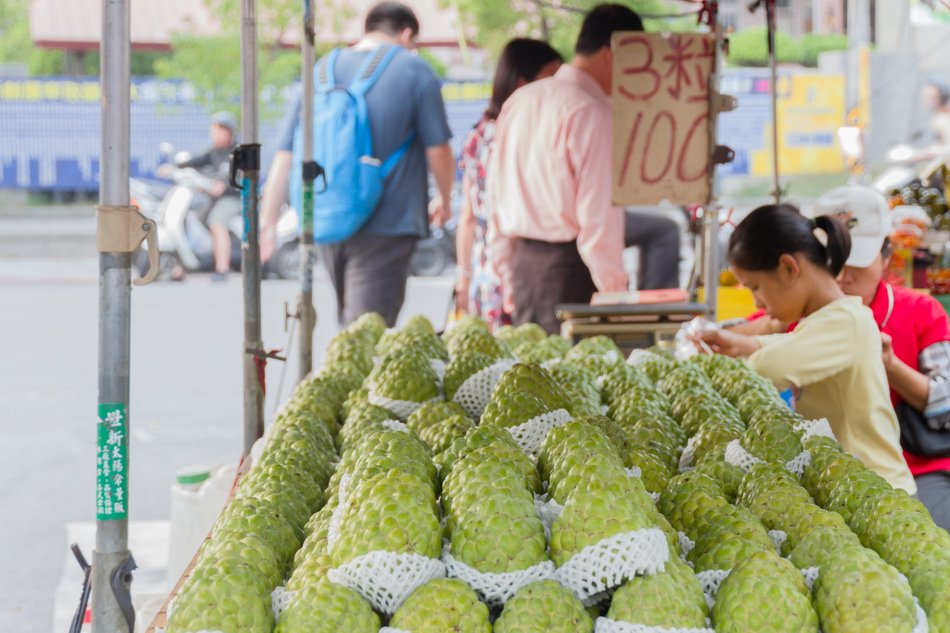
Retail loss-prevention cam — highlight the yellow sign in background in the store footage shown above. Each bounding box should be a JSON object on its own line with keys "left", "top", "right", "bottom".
{"left": 750, "top": 74, "right": 846, "bottom": 176}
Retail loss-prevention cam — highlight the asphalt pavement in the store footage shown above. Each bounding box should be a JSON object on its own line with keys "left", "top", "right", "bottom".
{"left": 0, "top": 254, "right": 454, "bottom": 632}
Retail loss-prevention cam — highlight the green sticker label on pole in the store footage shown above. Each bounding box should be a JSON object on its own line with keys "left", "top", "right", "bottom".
{"left": 97, "top": 402, "right": 128, "bottom": 521}
{"left": 302, "top": 184, "right": 314, "bottom": 233}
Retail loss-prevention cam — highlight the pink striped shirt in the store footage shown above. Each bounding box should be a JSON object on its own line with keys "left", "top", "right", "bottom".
{"left": 488, "top": 64, "right": 627, "bottom": 293}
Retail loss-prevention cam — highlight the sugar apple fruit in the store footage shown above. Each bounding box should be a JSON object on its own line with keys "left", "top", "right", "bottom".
{"left": 330, "top": 470, "right": 441, "bottom": 565}
{"left": 367, "top": 349, "right": 441, "bottom": 404}
{"left": 607, "top": 558, "right": 708, "bottom": 628}
{"left": 165, "top": 559, "right": 273, "bottom": 633}
{"left": 494, "top": 580, "right": 594, "bottom": 633}
{"left": 443, "top": 350, "right": 496, "bottom": 399}
{"left": 389, "top": 578, "right": 491, "bottom": 633}
{"left": 406, "top": 400, "right": 469, "bottom": 435}
{"left": 813, "top": 547, "right": 917, "bottom": 633}
{"left": 712, "top": 550, "right": 818, "bottom": 633}
{"left": 274, "top": 577, "right": 379, "bottom": 633}
{"left": 550, "top": 476, "right": 656, "bottom": 567}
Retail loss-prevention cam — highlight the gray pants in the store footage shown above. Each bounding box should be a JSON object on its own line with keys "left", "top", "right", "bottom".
{"left": 207, "top": 195, "right": 241, "bottom": 227}
{"left": 916, "top": 470, "right": 950, "bottom": 531}
{"left": 318, "top": 233, "right": 417, "bottom": 328}
{"left": 624, "top": 210, "right": 681, "bottom": 290}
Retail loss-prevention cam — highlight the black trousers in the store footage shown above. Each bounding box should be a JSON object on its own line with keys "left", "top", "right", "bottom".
{"left": 510, "top": 238, "right": 597, "bottom": 335}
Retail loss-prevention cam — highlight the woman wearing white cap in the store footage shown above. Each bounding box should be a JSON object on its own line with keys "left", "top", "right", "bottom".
{"left": 820, "top": 184, "right": 950, "bottom": 529}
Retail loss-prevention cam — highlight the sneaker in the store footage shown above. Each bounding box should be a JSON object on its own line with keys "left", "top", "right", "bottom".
{"left": 210, "top": 271, "right": 228, "bottom": 282}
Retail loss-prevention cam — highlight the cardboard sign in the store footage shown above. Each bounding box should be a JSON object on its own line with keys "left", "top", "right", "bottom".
{"left": 612, "top": 32, "right": 716, "bottom": 206}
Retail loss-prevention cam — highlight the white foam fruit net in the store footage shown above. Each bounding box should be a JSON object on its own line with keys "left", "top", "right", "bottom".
{"left": 723, "top": 440, "right": 762, "bottom": 472}
{"left": 914, "top": 603, "right": 930, "bottom": 633}
{"left": 723, "top": 440, "right": 811, "bottom": 477}
{"left": 328, "top": 550, "right": 446, "bottom": 615}
{"left": 534, "top": 494, "right": 564, "bottom": 541}
{"left": 678, "top": 436, "right": 699, "bottom": 472}
{"left": 429, "top": 358, "right": 446, "bottom": 380}
{"left": 451, "top": 359, "right": 516, "bottom": 420}
{"left": 556, "top": 528, "right": 669, "bottom": 605}
{"left": 326, "top": 474, "right": 350, "bottom": 549}
{"left": 785, "top": 450, "right": 812, "bottom": 477}
{"left": 248, "top": 435, "right": 268, "bottom": 469}
{"left": 380, "top": 419, "right": 410, "bottom": 433}
{"left": 801, "top": 566, "right": 819, "bottom": 590}
{"left": 793, "top": 418, "right": 837, "bottom": 442}
{"left": 696, "top": 569, "right": 730, "bottom": 609}
{"left": 768, "top": 530, "right": 787, "bottom": 554}
{"left": 506, "top": 408, "right": 573, "bottom": 456}
{"left": 627, "top": 349, "right": 664, "bottom": 367}
{"left": 678, "top": 532, "right": 695, "bottom": 559}
{"left": 368, "top": 390, "right": 440, "bottom": 421}
{"left": 380, "top": 629, "right": 412, "bottom": 633}
{"left": 595, "top": 617, "right": 714, "bottom": 633}
{"left": 271, "top": 585, "right": 295, "bottom": 620}
{"left": 442, "top": 543, "right": 557, "bottom": 608}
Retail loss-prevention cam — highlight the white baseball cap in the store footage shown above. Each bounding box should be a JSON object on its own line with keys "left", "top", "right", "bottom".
{"left": 813, "top": 185, "right": 891, "bottom": 269}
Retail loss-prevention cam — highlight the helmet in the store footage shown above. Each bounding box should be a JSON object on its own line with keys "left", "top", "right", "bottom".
{"left": 211, "top": 111, "right": 238, "bottom": 133}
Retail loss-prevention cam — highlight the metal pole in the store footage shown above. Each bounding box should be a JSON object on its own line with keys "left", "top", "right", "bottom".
{"left": 241, "top": 0, "right": 264, "bottom": 456}
{"left": 766, "top": 0, "right": 781, "bottom": 203}
{"left": 704, "top": 25, "right": 727, "bottom": 323}
{"left": 93, "top": 0, "right": 133, "bottom": 630}
{"left": 298, "top": 0, "right": 317, "bottom": 382}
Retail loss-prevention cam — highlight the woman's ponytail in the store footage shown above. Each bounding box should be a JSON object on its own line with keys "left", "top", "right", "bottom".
{"left": 729, "top": 204, "right": 852, "bottom": 276}
{"left": 812, "top": 214, "right": 851, "bottom": 277}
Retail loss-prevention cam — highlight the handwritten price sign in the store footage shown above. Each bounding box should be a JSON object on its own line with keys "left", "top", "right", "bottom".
{"left": 612, "top": 32, "right": 717, "bottom": 206}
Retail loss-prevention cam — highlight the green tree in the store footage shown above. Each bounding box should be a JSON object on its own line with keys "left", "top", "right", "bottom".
{"left": 448, "top": 0, "right": 677, "bottom": 60}
{"left": 727, "top": 26, "right": 801, "bottom": 67}
{"left": 799, "top": 32, "right": 847, "bottom": 67}
{"left": 154, "top": 0, "right": 357, "bottom": 114}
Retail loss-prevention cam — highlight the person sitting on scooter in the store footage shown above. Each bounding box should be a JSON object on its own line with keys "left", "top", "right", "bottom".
{"left": 174, "top": 112, "right": 241, "bottom": 281}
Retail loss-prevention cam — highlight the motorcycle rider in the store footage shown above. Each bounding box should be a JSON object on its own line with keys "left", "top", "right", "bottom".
{"left": 160, "top": 111, "right": 241, "bottom": 281}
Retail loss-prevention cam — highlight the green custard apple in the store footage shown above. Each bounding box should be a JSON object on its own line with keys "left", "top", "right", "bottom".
{"left": 494, "top": 580, "right": 594, "bottom": 633}
{"left": 607, "top": 558, "right": 708, "bottom": 628}
{"left": 713, "top": 550, "right": 818, "bottom": 633}
{"left": 274, "top": 577, "right": 379, "bottom": 633}
{"left": 389, "top": 578, "right": 491, "bottom": 633}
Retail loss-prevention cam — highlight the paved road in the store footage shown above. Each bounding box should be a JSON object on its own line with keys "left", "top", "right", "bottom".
{"left": 0, "top": 257, "right": 454, "bottom": 632}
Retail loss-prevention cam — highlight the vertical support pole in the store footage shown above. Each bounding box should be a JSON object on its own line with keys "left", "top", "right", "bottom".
{"left": 93, "top": 0, "right": 133, "bottom": 631}
{"left": 298, "top": 0, "right": 317, "bottom": 382}
{"left": 241, "top": 0, "right": 264, "bottom": 457}
{"left": 766, "top": 0, "right": 781, "bottom": 204}
{"left": 704, "top": 23, "right": 728, "bottom": 323}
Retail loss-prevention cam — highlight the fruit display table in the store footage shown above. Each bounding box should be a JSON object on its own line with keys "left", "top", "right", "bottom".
{"left": 152, "top": 313, "right": 948, "bottom": 633}
{"left": 556, "top": 302, "right": 707, "bottom": 356}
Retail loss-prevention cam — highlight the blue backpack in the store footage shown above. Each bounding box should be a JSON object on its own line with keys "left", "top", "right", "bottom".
{"left": 291, "top": 45, "right": 414, "bottom": 244}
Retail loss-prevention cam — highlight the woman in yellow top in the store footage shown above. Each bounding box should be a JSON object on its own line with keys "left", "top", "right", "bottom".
{"left": 700, "top": 204, "right": 915, "bottom": 493}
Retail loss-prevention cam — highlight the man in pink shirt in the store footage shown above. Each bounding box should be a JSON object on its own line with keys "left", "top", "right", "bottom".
{"left": 488, "top": 4, "right": 665, "bottom": 333}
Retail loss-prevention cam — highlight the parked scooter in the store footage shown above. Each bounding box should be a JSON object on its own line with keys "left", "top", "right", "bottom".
{"left": 131, "top": 147, "right": 299, "bottom": 280}
{"left": 410, "top": 216, "right": 457, "bottom": 277}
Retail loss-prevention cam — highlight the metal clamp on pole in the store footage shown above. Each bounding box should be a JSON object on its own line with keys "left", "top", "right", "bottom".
{"left": 246, "top": 346, "right": 287, "bottom": 362}
{"left": 228, "top": 143, "right": 262, "bottom": 190}
{"left": 716, "top": 93, "right": 738, "bottom": 113}
{"left": 713, "top": 145, "right": 736, "bottom": 165}
{"left": 96, "top": 205, "right": 159, "bottom": 286}
{"left": 302, "top": 160, "right": 326, "bottom": 193}
{"left": 110, "top": 554, "right": 137, "bottom": 633}
{"left": 68, "top": 544, "right": 92, "bottom": 633}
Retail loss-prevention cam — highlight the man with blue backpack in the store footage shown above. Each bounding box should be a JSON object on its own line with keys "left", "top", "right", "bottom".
{"left": 260, "top": 1, "right": 454, "bottom": 327}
